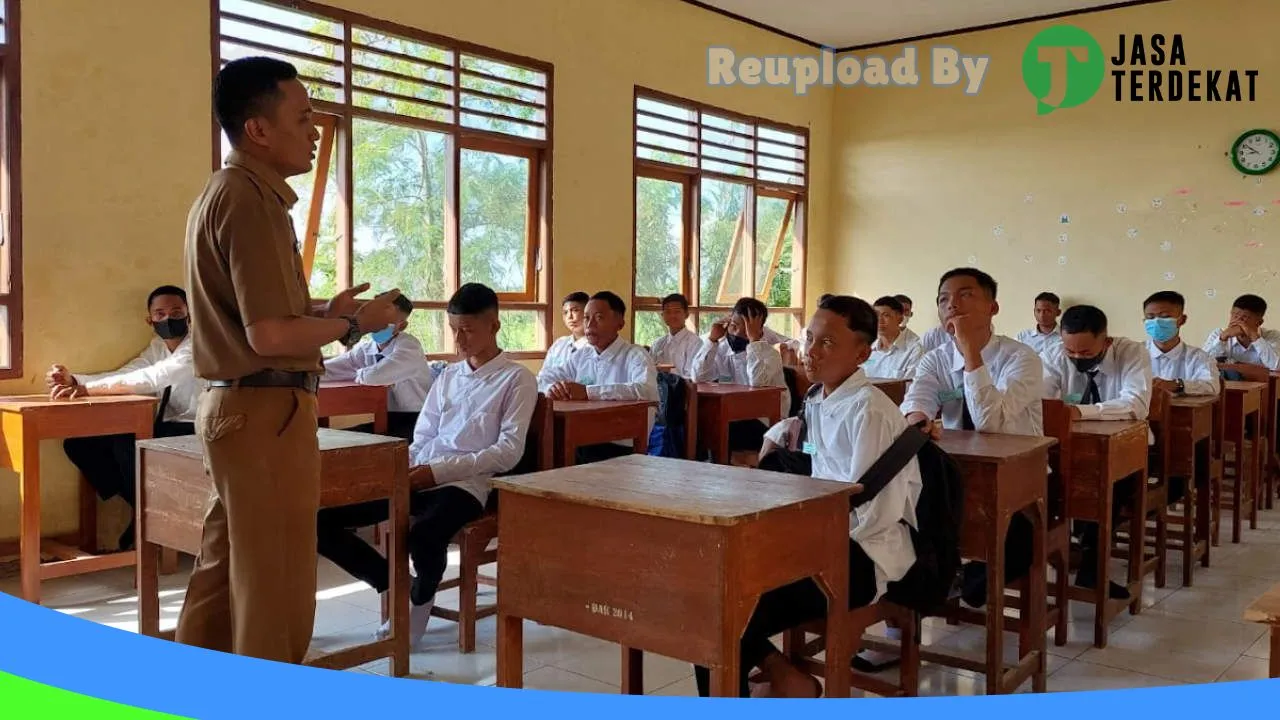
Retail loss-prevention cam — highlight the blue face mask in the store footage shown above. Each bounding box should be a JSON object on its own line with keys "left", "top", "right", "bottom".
{"left": 1144, "top": 317, "right": 1179, "bottom": 344}
{"left": 370, "top": 325, "right": 396, "bottom": 344}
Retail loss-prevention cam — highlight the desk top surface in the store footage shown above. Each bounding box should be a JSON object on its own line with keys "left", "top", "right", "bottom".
{"left": 0, "top": 394, "right": 158, "bottom": 413}
{"left": 494, "top": 454, "right": 853, "bottom": 526}
{"left": 551, "top": 399, "right": 656, "bottom": 413}
{"left": 1243, "top": 583, "right": 1280, "bottom": 625}
{"left": 1224, "top": 380, "right": 1266, "bottom": 393}
{"left": 137, "top": 428, "right": 403, "bottom": 458}
{"left": 694, "top": 383, "right": 784, "bottom": 397}
{"left": 936, "top": 430, "right": 1056, "bottom": 462}
{"left": 1170, "top": 394, "right": 1218, "bottom": 409}
{"left": 1070, "top": 419, "right": 1148, "bottom": 437}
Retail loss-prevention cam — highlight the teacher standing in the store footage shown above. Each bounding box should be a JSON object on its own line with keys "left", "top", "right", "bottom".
{"left": 177, "top": 56, "right": 400, "bottom": 663}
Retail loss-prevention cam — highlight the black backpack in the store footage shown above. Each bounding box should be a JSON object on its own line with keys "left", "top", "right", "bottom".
{"left": 655, "top": 371, "right": 688, "bottom": 427}
{"left": 850, "top": 426, "right": 964, "bottom": 615}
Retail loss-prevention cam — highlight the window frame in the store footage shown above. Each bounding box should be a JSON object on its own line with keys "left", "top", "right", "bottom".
{"left": 212, "top": 0, "right": 554, "bottom": 359}
{"left": 631, "top": 87, "right": 807, "bottom": 346}
{"left": 0, "top": 0, "right": 22, "bottom": 380}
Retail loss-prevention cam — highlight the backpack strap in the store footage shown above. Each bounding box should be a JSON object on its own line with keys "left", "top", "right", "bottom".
{"left": 794, "top": 383, "right": 825, "bottom": 446}
{"left": 849, "top": 426, "right": 929, "bottom": 510}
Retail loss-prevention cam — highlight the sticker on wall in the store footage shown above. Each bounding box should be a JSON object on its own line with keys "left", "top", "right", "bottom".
{"left": 993, "top": 225, "right": 1005, "bottom": 237}
{"left": 1257, "top": 177, "right": 1266, "bottom": 185}
{"left": 1058, "top": 232, "right": 1069, "bottom": 244}
{"left": 1126, "top": 228, "right": 1139, "bottom": 239}
{"left": 1255, "top": 206, "right": 1268, "bottom": 217}
{"left": 1174, "top": 187, "right": 1192, "bottom": 196}
{"left": 1246, "top": 240, "right": 1264, "bottom": 248}
{"left": 1024, "top": 255, "right": 1034, "bottom": 263}
{"left": 1164, "top": 271, "right": 1176, "bottom": 281}
{"left": 1160, "top": 240, "right": 1173, "bottom": 252}
{"left": 1225, "top": 200, "right": 1248, "bottom": 207}
{"left": 967, "top": 255, "right": 978, "bottom": 264}
{"left": 1206, "top": 289, "right": 1217, "bottom": 298}
{"left": 1024, "top": 193, "right": 1035, "bottom": 204}
{"left": 1057, "top": 255, "right": 1068, "bottom": 265}
{"left": 1188, "top": 202, "right": 1199, "bottom": 213}
{"left": 1059, "top": 213, "right": 1070, "bottom": 224}
{"left": 1151, "top": 197, "right": 1164, "bottom": 209}
{"left": 1116, "top": 203, "right": 1128, "bottom": 214}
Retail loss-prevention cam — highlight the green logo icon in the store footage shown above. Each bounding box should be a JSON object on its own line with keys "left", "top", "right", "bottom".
{"left": 1022, "top": 25, "right": 1105, "bottom": 115}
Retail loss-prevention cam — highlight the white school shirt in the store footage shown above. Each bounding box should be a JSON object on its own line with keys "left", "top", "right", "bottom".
{"left": 762, "top": 326, "right": 801, "bottom": 351}
{"left": 1147, "top": 338, "right": 1220, "bottom": 397}
{"left": 537, "top": 336, "right": 660, "bottom": 439}
{"left": 409, "top": 352, "right": 538, "bottom": 505}
{"left": 807, "top": 370, "right": 922, "bottom": 602}
{"left": 322, "top": 332, "right": 432, "bottom": 413}
{"left": 544, "top": 334, "right": 589, "bottom": 370}
{"left": 75, "top": 336, "right": 199, "bottom": 423}
{"left": 1202, "top": 327, "right": 1280, "bottom": 371}
{"left": 1016, "top": 326, "right": 1063, "bottom": 355}
{"left": 863, "top": 332, "right": 924, "bottom": 380}
{"left": 690, "top": 336, "right": 792, "bottom": 420}
{"left": 1041, "top": 337, "right": 1153, "bottom": 421}
{"left": 900, "top": 327, "right": 921, "bottom": 347}
{"left": 650, "top": 327, "right": 701, "bottom": 378}
{"left": 901, "top": 334, "right": 1044, "bottom": 436}
{"left": 919, "top": 326, "right": 951, "bottom": 353}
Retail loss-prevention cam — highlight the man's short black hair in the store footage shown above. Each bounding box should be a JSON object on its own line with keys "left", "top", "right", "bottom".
{"left": 873, "top": 296, "right": 905, "bottom": 314}
{"left": 563, "top": 291, "right": 590, "bottom": 306}
{"left": 732, "top": 297, "right": 768, "bottom": 320}
{"left": 590, "top": 291, "right": 626, "bottom": 316}
{"left": 148, "top": 285, "right": 187, "bottom": 308}
{"left": 447, "top": 283, "right": 499, "bottom": 315}
{"left": 938, "top": 267, "right": 998, "bottom": 300}
{"left": 1034, "top": 292, "right": 1061, "bottom": 306}
{"left": 819, "top": 295, "right": 878, "bottom": 344}
{"left": 1233, "top": 294, "right": 1268, "bottom": 316}
{"left": 392, "top": 294, "right": 414, "bottom": 315}
{"left": 661, "top": 293, "right": 690, "bottom": 311}
{"left": 1143, "top": 291, "right": 1185, "bottom": 311}
{"left": 818, "top": 293, "right": 834, "bottom": 305}
{"left": 1061, "top": 305, "right": 1108, "bottom": 335}
{"left": 214, "top": 57, "right": 300, "bottom": 145}
{"left": 893, "top": 294, "right": 912, "bottom": 307}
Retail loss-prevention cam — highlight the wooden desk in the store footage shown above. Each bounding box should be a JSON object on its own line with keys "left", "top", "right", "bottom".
{"left": 552, "top": 399, "right": 654, "bottom": 467}
{"left": 318, "top": 381, "right": 388, "bottom": 434}
{"left": 868, "top": 377, "right": 909, "bottom": 406}
{"left": 1068, "top": 420, "right": 1149, "bottom": 648}
{"left": 1267, "top": 373, "right": 1280, "bottom": 511}
{"left": 1224, "top": 380, "right": 1264, "bottom": 541}
{"left": 0, "top": 394, "right": 158, "bottom": 604}
{"left": 493, "top": 455, "right": 855, "bottom": 697}
{"left": 655, "top": 363, "right": 675, "bottom": 374}
{"left": 134, "top": 429, "right": 411, "bottom": 676}
{"left": 694, "top": 383, "right": 784, "bottom": 464}
{"left": 1243, "top": 582, "right": 1280, "bottom": 679}
{"left": 1169, "top": 394, "right": 1217, "bottom": 584}
{"left": 924, "top": 430, "right": 1054, "bottom": 694}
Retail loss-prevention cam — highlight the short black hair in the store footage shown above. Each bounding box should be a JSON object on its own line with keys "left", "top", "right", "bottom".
{"left": 819, "top": 295, "right": 878, "bottom": 343}
{"left": 893, "top": 294, "right": 912, "bottom": 307}
{"left": 1034, "top": 292, "right": 1061, "bottom": 306}
{"left": 732, "top": 297, "right": 768, "bottom": 320}
{"left": 563, "top": 291, "right": 590, "bottom": 307}
{"left": 148, "top": 285, "right": 187, "bottom": 308}
{"left": 590, "top": 290, "right": 626, "bottom": 316}
{"left": 938, "top": 267, "right": 998, "bottom": 300}
{"left": 447, "top": 283, "right": 499, "bottom": 315}
{"left": 1233, "top": 294, "right": 1268, "bottom": 316}
{"left": 818, "top": 293, "right": 834, "bottom": 304}
{"left": 661, "top": 293, "right": 690, "bottom": 311}
{"left": 1061, "top": 305, "right": 1108, "bottom": 335}
{"left": 872, "top": 295, "right": 905, "bottom": 314}
{"left": 214, "top": 57, "right": 300, "bottom": 145}
{"left": 1143, "top": 290, "right": 1185, "bottom": 311}
{"left": 392, "top": 294, "right": 414, "bottom": 315}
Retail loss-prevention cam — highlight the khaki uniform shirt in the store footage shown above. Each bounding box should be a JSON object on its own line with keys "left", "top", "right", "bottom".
{"left": 184, "top": 150, "right": 322, "bottom": 380}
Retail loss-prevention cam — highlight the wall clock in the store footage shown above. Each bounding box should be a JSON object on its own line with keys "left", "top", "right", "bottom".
{"left": 1231, "top": 129, "right": 1280, "bottom": 175}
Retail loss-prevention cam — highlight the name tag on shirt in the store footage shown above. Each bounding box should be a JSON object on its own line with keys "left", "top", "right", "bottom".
{"left": 937, "top": 388, "right": 964, "bottom": 403}
{"left": 802, "top": 441, "right": 816, "bottom": 456}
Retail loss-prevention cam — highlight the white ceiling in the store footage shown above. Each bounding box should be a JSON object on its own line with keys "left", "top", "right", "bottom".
{"left": 692, "top": 0, "right": 1141, "bottom": 49}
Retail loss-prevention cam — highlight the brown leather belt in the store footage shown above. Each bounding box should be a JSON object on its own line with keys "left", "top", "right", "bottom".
{"left": 208, "top": 370, "right": 319, "bottom": 394}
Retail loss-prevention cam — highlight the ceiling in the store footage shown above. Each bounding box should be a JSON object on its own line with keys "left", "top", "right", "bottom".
{"left": 687, "top": 0, "right": 1160, "bottom": 50}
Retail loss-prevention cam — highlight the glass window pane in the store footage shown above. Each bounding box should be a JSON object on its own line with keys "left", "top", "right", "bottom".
{"left": 635, "top": 177, "right": 683, "bottom": 298}
{"left": 460, "top": 148, "right": 531, "bottom": 294}
{"left": 755, "top": 195, "right": 795, "bottom": 307}
{"left": 352, "top": 118, "right": 449, "bottom": 301}
{"left": 765, "top": 310, "right": 800, "bottom": 341}
{"left": 498, "top": 310, "right": 542, "bottom": 352}
{"left": 633, "top": 311, "right": 667, "bottom": 349}
{"left": 0, "top": 305, "right": 11, "bottom": 369}
{"left": 406, "top": 309, "right": 451, "bottom": 355}
{"left": 697, "top": 309, "right": 731, "bottom": 336}
{"left": 637, "top": 97, "right": 695, "bottom": 123}
{"left": 699, "top": 179, "right": 749, "bottom": 305}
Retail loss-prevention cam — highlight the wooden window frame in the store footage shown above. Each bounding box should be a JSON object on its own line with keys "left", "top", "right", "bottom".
{"left": 0, "top": 0, "right": 22, "bottom": 380}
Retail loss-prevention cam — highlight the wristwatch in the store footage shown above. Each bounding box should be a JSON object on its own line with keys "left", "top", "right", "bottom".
{"left": 340, "top": 315, "right": 364, "bottom": 347}
{"left": 1175, "top": 379, "right": 1186, "bottom": 394}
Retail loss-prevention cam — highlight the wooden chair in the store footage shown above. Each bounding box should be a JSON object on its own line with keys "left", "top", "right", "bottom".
{"left": 1035, "top": 399, "right": 1073, "bottom": 646}
{"left": 1210, "top": 380, "right": 1227, "bottom": 546}
{"left": 1222, "top": 365, "right": 1268, "bottom": 542}
{"left": 680, "top": 378, "right": 699, "bottom": 460}
{"left": 1111, "top": 387, "right": 1171, "bottom": 591}
{"left": 781, "top": 602, "right": 921, "bottom": 697}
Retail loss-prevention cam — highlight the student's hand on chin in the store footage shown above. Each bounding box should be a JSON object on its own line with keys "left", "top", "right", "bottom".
{"left": 709, "top": 319, "right": 728, "bottom": 342}
{"left": 744, "top": 309, "right": 765, "bottom": 342}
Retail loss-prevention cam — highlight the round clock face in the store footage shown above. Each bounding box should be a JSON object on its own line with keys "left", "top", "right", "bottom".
{"left": 1234, "top": 130, "right": 1280, "bottom": 175}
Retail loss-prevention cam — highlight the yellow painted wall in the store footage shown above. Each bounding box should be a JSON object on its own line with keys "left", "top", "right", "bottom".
{"left": 0, "top": 0, "right": 832, "bottom": 541}
{"left": 829, "top": 0, "right": 1280, "bottom": 344}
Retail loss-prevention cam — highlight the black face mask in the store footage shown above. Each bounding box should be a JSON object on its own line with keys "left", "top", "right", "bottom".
{"left": 153, "top": 317, "right": 189, "bottom": 340}
{"left": 1071, "top": 353, "right": 1104, "bottom": 373}
{"left": 726, "top": 334, "right": 749, "bottom": 354}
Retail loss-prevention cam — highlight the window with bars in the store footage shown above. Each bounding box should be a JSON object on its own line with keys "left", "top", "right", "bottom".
{"left": 217, "top": 0, "right": 552, "bottom": 358}
{"left": 0, "top": 0, "right": 21, "bottom": 378}
{"left": 632, "top": 88, "right": 806, "bottom": 349}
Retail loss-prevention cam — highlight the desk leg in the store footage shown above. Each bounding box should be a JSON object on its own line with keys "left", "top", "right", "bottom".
{"left": 1231, "top": 421, "right": 1244, "bottom": 544}
{"left": 138, "top": 541, "right": 160, "bottom": 638}
{"left": 819, "top": 533, "right": 851, "bottom": 699}
{"left": 1249, "top": 411, "right": 1261, "bottom": 529}
{"left": 389, "top": 464, "right": 410, "bottom": 678}
{"left": 1128, "top": 470, "right": 1147, "bottom": 616}
{"left": 1270, "top": 628, "right": 1280, "bottom": 679}
{"left": 621, "top": 647, "right": 644, "bottom": 694}
{"left": 1195, "top": 438, "right": 1211, "bottom": 577}
{"left": 373, "top": 407, "right": 388, "bottom": 435}
{"left": 78, "top": 474, "right": 98, "bottom": 553}
{"left": 986, "top": 515, "right": 1008, "bottom": 695}
{"left": 1094, "top": 484, "right": 1113, "bottom": 648}
{"left": 496, "top": 613, "right": 524, "bottom": 688}
{"left": 1020, "top": 503, "right": 1048, "bottom": 693}
{"left": 12, "top": 418, "right": 41, "bottom": 604}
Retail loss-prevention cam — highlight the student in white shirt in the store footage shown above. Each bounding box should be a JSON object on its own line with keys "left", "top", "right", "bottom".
{"left": 1043, "top": 304, "right": 1153, "bottom": 600}
{"left": 694, "top": 295, "right": 921, "bottom": 698}
{"left": 1202, "top": 293, "right": 1280, "bottom": 371}
{"left": 1016, "top": 291, "right": 1064, "bottom": 354}
{"left": 317, "top": 283, "right": 538, "bottom": 648}
{"left": 691, "top": 297, "right": 791, "bottom": 452}
{"left": 322, "top": 294, "right": 432, "bottom": 439}
{"left": 649, "top": 293, "right": 700, "bottom": 377}
{"left": 895, "top": 293, "right": 917, "bottom": 345}
{"left": 538, "top": 291, "right": 659, "bottom": 464}
{"left": 543, "top": 291, "right": 590, "bottom": 370}
{"left": 863, "top": 295, "right": 923, "bottom": 379}
{"left": 47, "top": 286, "right": 199, "bottom": 551}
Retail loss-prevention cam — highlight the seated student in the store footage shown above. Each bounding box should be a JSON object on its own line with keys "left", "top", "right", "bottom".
{"left": 1042, "top": 304, "right": 1152, "bottom": 600}
{"left": 1016, "top": 292, "right": 1064, "bottom": 354}
{"left": 47, "top": 285, "right": 198, "bottom": 551}
{"left": 316, "top": 283, "right": 537, "bottom": 647}
{"left": 690, "top": 297, "right": 791, "bottom": 451}
{"left": 1202, "top": 293, "right": 1280, "bottom": 371}
{"left": 543, "top": 292, "right": 590, "bottom": 369}
{"left": 895, "top": 294, "right": 919, "bottom": 346}
{"left": 538, "top": 291, "right": 659, "bottom": 464}
{"left": 863, "top": 296, "right": 923, "bottom": 379}
{"left": 648, "top": 293, "right": 700, "bottom": 377}
{"left": 694, "top": 295, "right": 922, "bottom": 698}
{"left": 321, "top": 293, "right": 432, "bottom": 440}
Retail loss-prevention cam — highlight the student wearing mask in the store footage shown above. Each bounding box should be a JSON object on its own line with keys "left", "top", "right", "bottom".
{"left": 47, "top": 286, "right": 199, "bottom": 551}
{"left": 862, "top": 296, "right": 923, "bottom": 379}
{"left": 1016, "top": 292, "right": 1064, "bottom": 354}
{"left": 1202, "top": 294, "right": 1280, "bottom": 371}
{"left": 895, "top": 294, "right": 919, "bottom": 347}
{"left": 544, "top": 292, "right": 590, "bottom": 370}
{"left": 649, "top": 293, "right": 700, "bottom": 378}
{"left": 321, "top": 293, "right": 432, "bottom": 439}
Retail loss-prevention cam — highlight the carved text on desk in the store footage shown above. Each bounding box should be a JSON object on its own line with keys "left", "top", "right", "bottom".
{"left": 586, "top": 602, "right": 635, "bottom": 621}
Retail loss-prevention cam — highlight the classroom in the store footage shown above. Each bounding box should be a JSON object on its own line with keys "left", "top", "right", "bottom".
{"left": 2, "top": 0, "right": 1280, "bottom": 699}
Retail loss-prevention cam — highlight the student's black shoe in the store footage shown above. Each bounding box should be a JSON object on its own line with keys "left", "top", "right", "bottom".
{"left": 851, "top": 651, "right": 900, "bottom": 673}
{"left": 959, "top": 562, "right": 988, "bottom": 608}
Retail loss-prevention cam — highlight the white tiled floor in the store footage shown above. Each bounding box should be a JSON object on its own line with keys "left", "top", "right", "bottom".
{"left": 4, "top": 508, "right": 1278, "bottom": 696}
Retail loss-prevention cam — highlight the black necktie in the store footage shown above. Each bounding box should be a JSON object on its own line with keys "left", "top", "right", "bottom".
{"left": 1082, "top": 370, "right": 1101, "bottom": 405}
{"left": 375, "top": 353, "right": 385, "bottom": 363}
{"left": 961, "top": 395, "right": 976, "bottom": 431}
{"left": 155, "top": 386, "right": 172, "bottom": 429}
